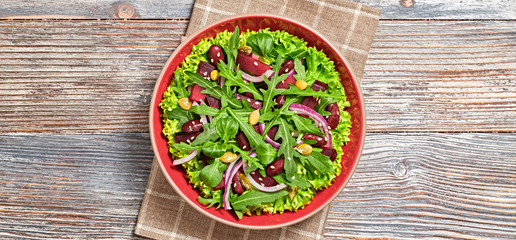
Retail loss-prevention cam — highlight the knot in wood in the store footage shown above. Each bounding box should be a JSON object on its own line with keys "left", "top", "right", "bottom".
{"left": 393, "top": 161, "right": 408, "bottom": 178}
{"left": 400, "top": 0, "right": 414, "bottom": 8}
{"left": 117, "top": 2, "right": 136, "bottom": 18}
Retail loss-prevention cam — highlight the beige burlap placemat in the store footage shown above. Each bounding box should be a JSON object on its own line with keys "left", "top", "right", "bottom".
{"left": 135, "top": 0, "right": 380, "bottom": 239}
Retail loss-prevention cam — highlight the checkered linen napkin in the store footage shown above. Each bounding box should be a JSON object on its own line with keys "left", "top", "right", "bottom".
{"left": 135, "top": 0, "right": 380, "bottom": 239}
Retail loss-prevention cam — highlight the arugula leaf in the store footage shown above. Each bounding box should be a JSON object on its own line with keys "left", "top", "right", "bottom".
{"left": 172, "top": 70, "right": 188, "bottom": 98}
{"left": 287, "top": 49, "right": 309, "bottom": 60}
{"left": 216, "top": 116, "right": 239, "bottom": 142}
{"left": 218, "top": 61, "right": 263, "bottom": 100}
{"left": 198, "top": 196, "right": 220, "bottom": 208}
{"left": 315, "top": 97, "right": 337, "bottom": 116}
{"left": 202, "top": 141, "right": 226, "bottom": 158}
{"left": 222, "top": 26, "right": 240, "bottom": 70}
{"left": 256, "top": 143, "right": 277, "bottom": 165}
{"left": 229, "top": 143, "right": 264, "bottom": 174}
{"left": 186, "top": 71, "right": 242, "bottom": 109}
{"left": 231, "top": 189, "right": 288, "bottom": 211}
{"left": 281, "top": 85, "right": 342, "bottom": 98}
{"left": 276, "top": 117, "right": 297, "bottom": 179}
{"left": 296, "top": 151, "right": 333, "bottom": 173}
{"left": 293, "top": 58, "right": 306, "bottom": 81}
{"left": 260, "top": 54, "right": 288, "bottom": 114}
{"left": 246, "top": 33, "right": 274, "bottom": 60}
{"left": 227, "top": 108, "right": 266, "bottom": 148}
{"left": 200, "top": 159, "right": 225, "bottom": 187}
{"left": 190, "top": 104, "right": 219, "bottom": 116}
{"left": 189, "top": 126, "right": 219, "bottom": 146}
{"left": 290, "top": 114, "right": 323, "bottom": 135}
{"left": 259, "top": 111, "right": 275, "bottom": 123}
{"left": 165, "top": 107, "right": 193, "bottom": 125}
{"left": 172, "top": 142, "right": 201, "bottom": 151}
{"left": 287, "top": 173, "right": 312, "bottom": 189}
{"left": 262, "top": 96, "right": 299, "bottom": 138}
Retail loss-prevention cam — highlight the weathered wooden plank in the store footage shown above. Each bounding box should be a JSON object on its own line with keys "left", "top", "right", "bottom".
{"left": 326, "top": 133, "right": 516, "bottom": 239}
{"left": 0, "top": 20, "right": 514, "bottom": 133}
{"left": 1, "top": 133, "right": 514, "bottom": 238}
{"left": 0, "top": 0, "right": 514, "bottom": 20}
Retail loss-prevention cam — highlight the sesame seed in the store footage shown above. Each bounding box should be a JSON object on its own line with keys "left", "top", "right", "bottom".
{"left": 285, "top": 68, "right": 289, "bottom": 73}
{"left": 210, "top": 58, "right": 214, "bottom": 63}
{"left": 288, "top": 157, "right": 292, "bottom": 160}
{"left": 328, "top": 126, "right": 331, "bottom": 130}
{"left": 270, "top": 166, "right": 275, "bottom": 169}
{"left": 247, "top": 99, "right": 251, "bottom": 102}
{"left": 260, "top": 183, "right": 265, "bottom": 187}
{"left": 190, "top": 136, "right": 195, "bottom": 140}
{"left": 186, "top": 139, "right": 191, "bottom": 143}
{"left": 291, "top": 176, "right": 295, "bottom": 179}
{"left": 251, "top": 172, "right": 255, "bottom": 175}
{"left": 204, "top": 72, "right": 208, "bottom": 76}
{"left": 253, "top": 62, "right": 258, "bottom": 66}
{"left": 217, "top": 52, "right": 220, "bottom": 57}
{"left": 259, "top": 177, "right": 263, "bottom": 181}
{"left": 234, "top": 183, "right": 237, "bottom": 188}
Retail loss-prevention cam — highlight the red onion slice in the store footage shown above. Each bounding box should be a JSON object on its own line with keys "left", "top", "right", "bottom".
{"left": 259, "top": 123, "right": 281, "bottom": 149}
{"left": 245, "top": 172, "right": 287, "bottom": 192}
{"left": 172, "top": 150, "right": 198, "bottom": 165}
{"left": 289, "top": 104, "right": 332, "bottom": 147}
{"left": 223, "top": 157, "right": 243, "bottom": 210}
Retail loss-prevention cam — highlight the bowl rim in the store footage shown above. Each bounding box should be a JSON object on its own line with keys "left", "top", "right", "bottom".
{"left": 149, "top": 13, "right": 366, "bottom": 230}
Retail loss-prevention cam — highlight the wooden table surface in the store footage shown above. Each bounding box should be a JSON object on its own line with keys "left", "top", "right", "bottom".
{"left": 1, "top": 0, "right": 515, "bottom": 239}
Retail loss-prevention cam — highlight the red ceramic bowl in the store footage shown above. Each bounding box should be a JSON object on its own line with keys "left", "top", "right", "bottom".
{"left": 149, "top": 14, "right": 365, "bottom": 229}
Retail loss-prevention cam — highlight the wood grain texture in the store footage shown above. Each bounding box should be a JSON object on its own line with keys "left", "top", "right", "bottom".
{"left": 1, "top": 133, "right": 514, "bottom": 239}
{"left": 0, "top": 0, "right": 515, "bottom": 20}
{"left": 326, "top": 133, "right": 516, "bottom": 239}
{"left": 0, "top": 20, "right": 514, "bottom": 133}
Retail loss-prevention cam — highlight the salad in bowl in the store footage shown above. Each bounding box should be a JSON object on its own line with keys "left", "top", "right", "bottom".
{"left": 150, "top": 14, "right": 365, "bottom": 229}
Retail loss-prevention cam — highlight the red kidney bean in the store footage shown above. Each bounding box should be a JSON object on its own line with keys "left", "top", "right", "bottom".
{"left": 267, "top": 125, "right": 279, "bottom": 140}
{"left": 302, "top": 134, "right": 327, "bottom": 147}
{"left": 321, "top": 147, "right": 337, "bottom": 161}
{"left": 302, "top": 96, "right": 317, "bottom": 109}
{"left": 242, "top": 92, "right": 254, "bottom": 98}
{"left": 253, "top": 124, "right": 261, "bottom": 134}
{"left": 235, "top": 131, "right": 251, "bottom": 151}
{"left": 205, "top": 94, "right": 221, "bottom": 109}
{"left": 208, "top": 45, "right": 225, "bottom": 68}
{"left": 234, "top": 93, "right": 262, "bottom": 110}
{"left": 311, "top": 80, "right": 328, "bottom": 92}
{"left": 250, "top": 170, "right": 278, "bottom": 187}
{"left": 173, "top": 132, "right": 201, "bottom": 144}
{"left": 197, "top": 61, "right": 215, "bottom": 78}
{"left": 274, "top": 95, "right": 285, "bottom": 108}
{"left": 181, "top": 119, "right": 203, "bottom": 133}
{"left": 327, "top": 114, "right": 340, "bottom": 130}
{"left": 266, "top": 158, "right": 284, "bottom": 177}
{"left": 232, "top": 170, "right": 245, "bottom": 194}
{"left": 279, "top": 59, "right": 294, "bottom": 75}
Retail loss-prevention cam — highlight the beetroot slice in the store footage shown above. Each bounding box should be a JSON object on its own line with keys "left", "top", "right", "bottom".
{"left": 276, "top": 74, "right": 296, "bottom": 89}
{"left": 205, "top": 95, "right": 221, "bottom": 109}
{"left": 311, "top": 80, "right": 328, "bottom": 92}
{"left": 197, "top": 61, "right": 215, "bottom": 78}
{"left": 321, "top": 147, "right": 337, "bottom": 161}
{"left": 189, "top": 84, "right": 206, "bottom": 102}
{"left": 302, "top": 96, "right": 318, "bottom": 109}
{"left": 236, "top": 52, "right": 272, "bottom": 75}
